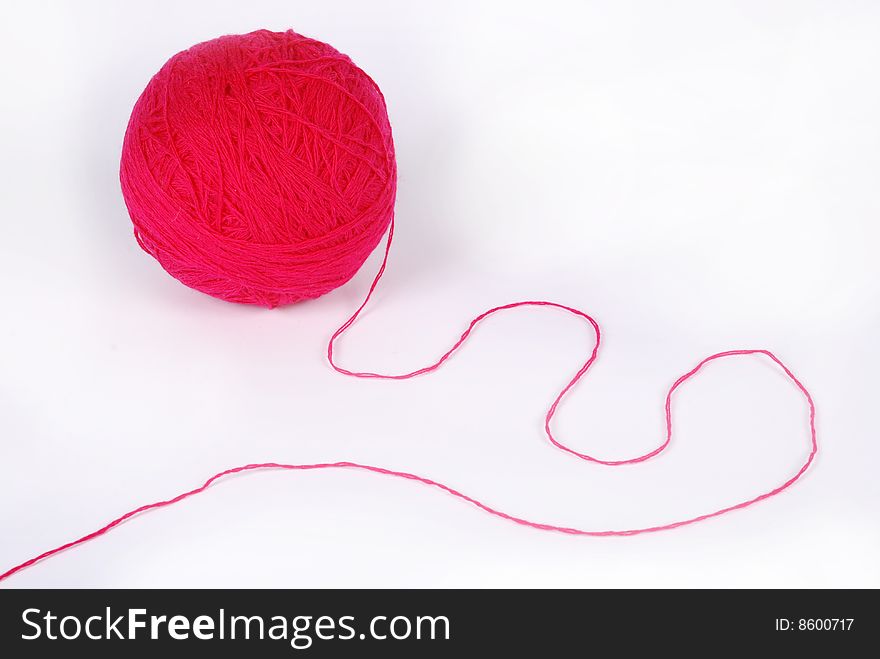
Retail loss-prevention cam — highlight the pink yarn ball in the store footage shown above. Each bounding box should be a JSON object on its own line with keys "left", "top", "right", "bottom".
{"left": 120, "top": 30, "right": 396, "bottom": 308}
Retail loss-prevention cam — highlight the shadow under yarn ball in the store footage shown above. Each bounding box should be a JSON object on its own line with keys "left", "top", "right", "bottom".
{"left": 120, "top": 29, "right": 397, "bottom": 308}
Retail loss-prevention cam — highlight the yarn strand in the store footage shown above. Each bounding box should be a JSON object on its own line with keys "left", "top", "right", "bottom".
{"left": 0, "top": 218, "right": 818, "bottom": 584}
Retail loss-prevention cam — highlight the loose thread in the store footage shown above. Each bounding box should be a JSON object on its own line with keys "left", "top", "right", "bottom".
{"left": 0, "top": 218, "right": 818, "bottom": 583}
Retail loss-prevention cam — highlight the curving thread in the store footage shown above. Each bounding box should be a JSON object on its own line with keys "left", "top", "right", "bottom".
{"left": 0, "top": 30, "right": 818, "bottom": 583}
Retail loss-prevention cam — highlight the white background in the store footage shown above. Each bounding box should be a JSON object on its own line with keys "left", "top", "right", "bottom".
{"left": 1, "top": 0, "right": 878, "bottom": 588}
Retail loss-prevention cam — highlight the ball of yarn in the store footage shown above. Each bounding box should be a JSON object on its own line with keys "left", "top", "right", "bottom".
{"left": 120, "top": 30, "right": 396, "bottom": 308}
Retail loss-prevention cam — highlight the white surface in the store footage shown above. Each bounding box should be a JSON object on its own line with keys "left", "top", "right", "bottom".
{"left": 1, "top": 0, "right": 878, "bottom": 588}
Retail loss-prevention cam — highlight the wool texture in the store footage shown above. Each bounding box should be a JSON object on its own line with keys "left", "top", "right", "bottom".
{"left": 120, "top": 29, "right": 396, "bottom": 308}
